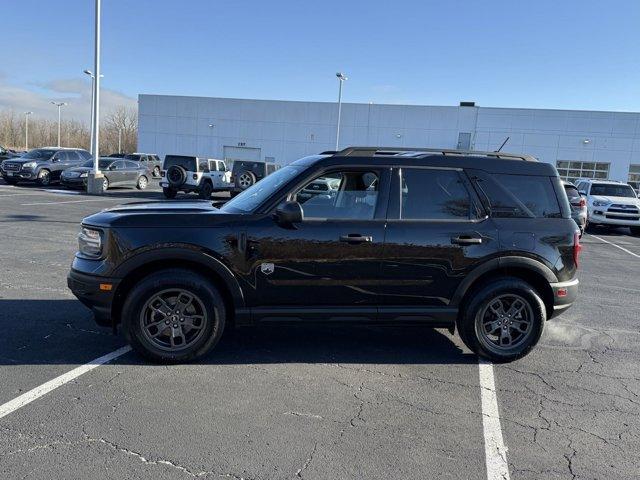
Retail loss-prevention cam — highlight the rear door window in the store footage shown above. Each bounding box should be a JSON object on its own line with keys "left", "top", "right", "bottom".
{"left": 400, "top": 168, "right": 473, "bottom": 220}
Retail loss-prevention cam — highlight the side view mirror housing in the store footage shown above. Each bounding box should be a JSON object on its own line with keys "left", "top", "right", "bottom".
{"left": 275, "top": 201, "right": 303, "bottom": 226}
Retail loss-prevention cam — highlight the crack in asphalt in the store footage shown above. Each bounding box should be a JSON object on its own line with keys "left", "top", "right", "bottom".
{"left": 295, "top": 442, "right": 317, "bottom": 479}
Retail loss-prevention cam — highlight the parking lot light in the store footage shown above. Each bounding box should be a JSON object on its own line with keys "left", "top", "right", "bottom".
{"left": 84, "top": 69, "right": 103, "bottom": 157}
{"left": 87, "top": 0, "right": 105, "bottom": 195}
{"left": 335, "top": 72, "right": 347, "bottom": 150}
{"left": 24, "top": 111, "right": 32, "bottom": 150}
{"left": 50, "top": 102, "right": 68, "bottom": 147}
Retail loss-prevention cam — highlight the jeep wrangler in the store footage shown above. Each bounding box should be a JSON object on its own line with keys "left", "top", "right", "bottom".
{"left": 160, "top": 155, "right": 231, "bottom": 199}
{"left": 69, "top": 147, "right": 580, "bottom": 363}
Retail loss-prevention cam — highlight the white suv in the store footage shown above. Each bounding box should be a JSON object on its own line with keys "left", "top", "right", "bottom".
{"left": 576, "top": 179, "right": 640, "bottom": 235}
{"left": 160, "top": 155, "right": 231, "bottom": 199}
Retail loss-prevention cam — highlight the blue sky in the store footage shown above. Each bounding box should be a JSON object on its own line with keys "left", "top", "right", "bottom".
{"left": 1, "top": 0, "right": 639, "bottom": 121}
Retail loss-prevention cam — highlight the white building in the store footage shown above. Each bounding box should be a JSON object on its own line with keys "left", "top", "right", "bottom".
{"left": 138, "top": 95, "right": 640, "bottom": 189}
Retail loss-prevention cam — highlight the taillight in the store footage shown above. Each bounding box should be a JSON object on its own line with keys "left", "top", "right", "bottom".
{"left": 573, "top": 231, "right": 582, "bottom": 268}
{"left": 579, "top": 197, "right": 586, "bottom": 208}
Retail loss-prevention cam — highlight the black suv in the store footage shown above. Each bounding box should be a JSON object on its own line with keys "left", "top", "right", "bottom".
{"left": 2, "top": 147, "right": 92, "bottom": 186}
{"left": 230, "top": 160, "right": 280, "bottom": 196}
{"left": 68, "top": 147, "right": 580, "bottom": 363}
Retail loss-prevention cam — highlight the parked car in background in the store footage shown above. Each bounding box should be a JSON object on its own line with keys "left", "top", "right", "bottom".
{"left": 0, "top": 145, "right": 23, "bottom": 162}
{"left": 576, "top": 179, "right": 640, "bottom": 235}
{"left": 562, "top": 180, "right": 587, "bottom": 236}
{"left": 124, "top": 153, "right": 162, "bottom": 177}
{"left": 160, "top": 155, "right": 231, "bottom": 199}
{"left": 61, "top": 158, "right": 150, "bottom": 191}
{"left": 296, "top": 175, "right": 341, "bottom": 203}
{"left": 68, "top": 146, "right": 580, "bottom": 364}
{"left": 230, "top": 160, "right": 280, "bottom": 196}
{"left": 1, "top": 147, "right": 91, "bottom": 186}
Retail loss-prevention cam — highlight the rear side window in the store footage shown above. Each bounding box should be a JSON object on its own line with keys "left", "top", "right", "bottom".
{"left": 471, "top": 171, "right": 561, "bottom": 218}
{"left": 400, "top": 168, "right": 473, "bottom": 220}
{"left": 564, "top": 185, "right": 580, "bottom": 201}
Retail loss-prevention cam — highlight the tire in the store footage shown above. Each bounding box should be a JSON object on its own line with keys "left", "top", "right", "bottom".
{"left": 153, "top": 166, "right": 161, "bottom": 177}
{"left": 167, "top": 165, "right": 187, "bottom": 188}
{"left": 102, "top": 177, "right": 109, "bottom": 191}
{"left": 136, "top": 175, "right": 148, "bottom": 190}
{"left": 163, "top": 187, "right": 177, "bottom": 199}
{"left": 236, "top": 171, "right": 256, "bottom": 190}
{"left": 36, "top": 169, "right": 51, "bottom": 186}
{"left": 457, "top": 277, "right": 546, "bottom": 363}
{"left": 631, "top": 226, "right": 640, "bottom": 236}
{"left": 121, "top": 268, "right": 226, "bottom": 363}
{"left": 199, "top": 180, "right": 213, "bottom": 199}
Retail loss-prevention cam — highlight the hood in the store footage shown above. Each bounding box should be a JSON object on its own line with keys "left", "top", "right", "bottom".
{"left": 64, "top": 167, "right": 92, "bottom": 174}
{"left": 82, "top": 200, "right": 247, "bottom": 228}
{"left": 591, "top": 195, "right": 640, "bottom": 205}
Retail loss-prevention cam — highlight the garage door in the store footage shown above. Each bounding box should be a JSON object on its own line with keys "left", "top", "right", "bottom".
{"left": 223, "top": 146, "right": 261, "bottom": 162}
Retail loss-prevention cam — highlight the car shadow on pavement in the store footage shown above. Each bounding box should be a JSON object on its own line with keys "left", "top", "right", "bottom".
{"left": 0, "top": 299, "right": 474, "bottom": 366}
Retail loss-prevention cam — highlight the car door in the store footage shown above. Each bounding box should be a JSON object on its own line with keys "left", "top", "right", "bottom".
{"left": 50, "top": 151, "right": 70, "bottom": 179}
{"left": 244, "top": 167, "right": 390, "bottom": 319}
{"left": 379, "top": 167, "right": 498, "bottom": 317}
{"left": 124, "top": 161, "right": 141, "bottom": 186}
{"left": 107, "top": 161, "right": 126, "bottom": 186}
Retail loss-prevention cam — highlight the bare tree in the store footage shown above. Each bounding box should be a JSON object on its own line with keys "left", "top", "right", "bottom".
{"left": 0, "top": 106, "right": 137, "bottom": 154}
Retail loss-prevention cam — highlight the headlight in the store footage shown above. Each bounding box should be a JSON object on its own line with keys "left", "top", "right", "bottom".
{"left": 80, "top": 172, "right": 88, "bottom": 178}
{"left": 593, "top": 200, "right": 610, "bottom": 207}
{"left": 23, "top": 161, "right": 37, "bottom": 169}
{"left": 78, "top": 226, "right": 102, "bottom": 258}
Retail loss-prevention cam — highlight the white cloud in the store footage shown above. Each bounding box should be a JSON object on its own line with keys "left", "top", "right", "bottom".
{"left": 0, "top": 75, "right": 136, "bottom": 124}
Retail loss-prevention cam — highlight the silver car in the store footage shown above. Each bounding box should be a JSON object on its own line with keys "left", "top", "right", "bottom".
{"left": 563, "top": 180, "right": 587, "bottom": 235}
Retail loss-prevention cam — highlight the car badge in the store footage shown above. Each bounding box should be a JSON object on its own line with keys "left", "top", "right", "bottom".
{"left": 261, "top": 263, "right": 275, "bottom": 275}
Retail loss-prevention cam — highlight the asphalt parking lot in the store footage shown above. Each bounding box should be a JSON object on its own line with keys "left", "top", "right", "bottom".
{"left": 0, "top": 179, "right": 639, "bottom": 480}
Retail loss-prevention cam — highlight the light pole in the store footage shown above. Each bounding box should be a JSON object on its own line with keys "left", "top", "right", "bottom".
{"left": 335, "top": 72, "right": 347, "bottom": 151}
{"left": 24, "top": 112, "right": 32, "bottom": 150}
{"left": 51, "top": 101, "right": 67, "bottom": 147}
{"left": 118, "top": 128, "right": 122, "bottom": 154}
{"left": 87, "top": 0, "right": 103, "bottom": 194}
{"left": 84, "top": 69, "right": 102, "bottom": 156}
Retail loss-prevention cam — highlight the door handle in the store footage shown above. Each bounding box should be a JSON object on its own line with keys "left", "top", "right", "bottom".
{"left": 451, "top": 235, "right": 482, "bottom": 245}
{"left": 340, "top": 234, "right": 373, "bottom": 244}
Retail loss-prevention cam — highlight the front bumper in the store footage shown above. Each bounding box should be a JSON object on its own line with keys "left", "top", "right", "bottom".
{"left": 67, "top": 269, "right": 120, "bottom": 327}
{"left": 61, "top": 177, "right": 87, "bottom": 188}
{"left": 589, "top": 211, "right": 640, "bottom": 227}
{"left": 549, "top": 278, "right": 579, "bottom": 318}
{"left": 2, "top": 170, "right": 37, "bottom": 181}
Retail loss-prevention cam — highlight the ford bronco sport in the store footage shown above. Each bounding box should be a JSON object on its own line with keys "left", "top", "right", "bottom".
{"left": 68, "top": 147, "right": 580, "bottom": 363}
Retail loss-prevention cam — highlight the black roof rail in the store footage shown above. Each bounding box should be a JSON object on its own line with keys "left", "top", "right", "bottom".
{"left": 319, "top": 150, "right": 338, "bottom": 155}
{"left": 335, "top": 146, "right": 538, "bottom": 162}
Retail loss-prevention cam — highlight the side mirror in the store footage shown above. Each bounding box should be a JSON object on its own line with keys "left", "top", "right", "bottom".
{"left": 275, "top": 201, "right": 303, "bottom": 226}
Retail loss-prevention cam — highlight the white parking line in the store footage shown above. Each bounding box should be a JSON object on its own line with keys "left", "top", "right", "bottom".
{"left": 0, "top": 346, "right": 131, "bottom": 420}
{"left": 589, "top": 234, "right": 640, "bottom": 259}
{"left": 479, "top": 360, "right": 510, "bottom": 480}
{"left": 21, "top": 198, "right": 109, "bottom": 206}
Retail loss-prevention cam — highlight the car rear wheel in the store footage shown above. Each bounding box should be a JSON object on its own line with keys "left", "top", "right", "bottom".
{"left": 199, "top": 180, "right": 213, "bottom": 199}
{"left": 136, "top": 175, "right": 148, "bottom": 190}
{"left": 102, "top": 177, "right": 109, "bottom": 191}
{"left": 153, "top": 166, "right": 161, "bottom": 177}
{"left": 122, "top": 269, "right": 226, "bottom": 363}
{"left": 237, "top": 171, "right": 256, "bottom": 190}
{"left": 457, "top": 277, "right": 545, "bottom": 363}
{"left": 163, "top": 187, "right": 177, "bottom": 199}
{"left": 37, "top": 169, "right": 51, "bottom": 186}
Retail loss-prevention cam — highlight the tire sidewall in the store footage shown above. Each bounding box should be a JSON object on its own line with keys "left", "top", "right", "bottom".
{"left": 167, "top": 165, "right": 186, "bottom": 187}
{"left": 199, "top": 181, "right": 213, "bottom": 199}
{"left": 122, "top": 269, "right": 226, "bottom": 363}
{"left": 458, "top": 278, "right": 545, "bottom": 362}
{"left": 37, "top": 169, "right": 51, "bottom": 186}
{"left": 137, "top": 175, "right": 148, "bottom": 190}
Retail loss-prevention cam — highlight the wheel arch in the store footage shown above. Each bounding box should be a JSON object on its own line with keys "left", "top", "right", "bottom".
{"left": 111, "top": 248, "right": 245, "bottom": 329}
{"left": 452, "top": 257, "right": 556, "bottom": 320}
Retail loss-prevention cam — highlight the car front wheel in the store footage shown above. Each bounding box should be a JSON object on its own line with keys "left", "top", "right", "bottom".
{"left": 457, "top": 277, "right": 545, "bottom": 362}
{"left": 121, "top": 269, "right": 226, "bottom": 363}
{"left": 37, "top": 169, "right": 51, "bottom": 186}
{"left": 136, "top": 175, "right": 148, "bottom": 190}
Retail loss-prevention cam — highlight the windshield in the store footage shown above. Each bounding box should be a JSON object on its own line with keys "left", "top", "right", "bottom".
{"left": 590, "top": 184, "right": 637, "bottom": 198}
{"left": 22, "top": 149, "right": 56, "bottom": 160}
{"left": 81, "top": 159, "right": 114, "bottom": 169}
{"left": 221, "top": 165, "right": 302, "bottom": 213}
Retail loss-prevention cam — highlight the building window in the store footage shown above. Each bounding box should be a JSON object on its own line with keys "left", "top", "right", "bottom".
{"left": 629, "top": 164, "right": 640, "bottom": 190}
{"left": 556, "top": 161, "right": 610, "bottom": 183}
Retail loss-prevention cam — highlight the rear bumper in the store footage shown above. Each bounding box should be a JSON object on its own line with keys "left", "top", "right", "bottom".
{"left": 67, "top": 269, "right": 120, "bottom": 327}
{"left": 549, "top": 278, "right": 579, "bottom": 318}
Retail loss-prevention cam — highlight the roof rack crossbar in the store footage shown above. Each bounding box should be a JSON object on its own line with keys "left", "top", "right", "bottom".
{"left": 336, "top": 146, "right": 537, "bottom": 162}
